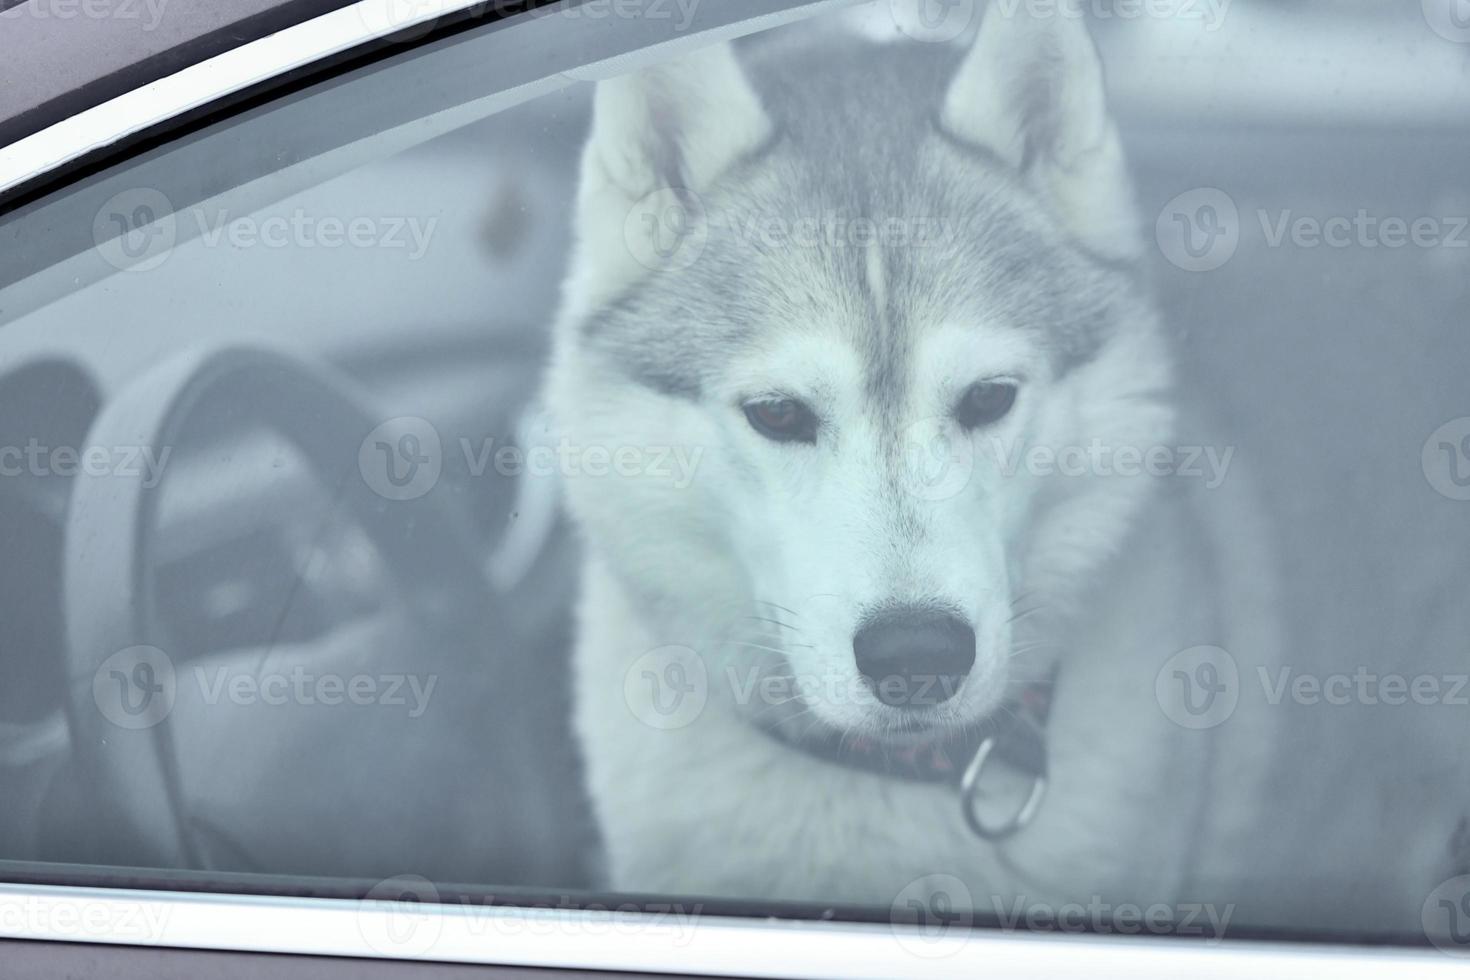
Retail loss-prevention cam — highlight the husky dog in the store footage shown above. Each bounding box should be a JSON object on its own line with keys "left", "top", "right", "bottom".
{"left": 545, "top": 8, "right": 1283, "bottom": 913}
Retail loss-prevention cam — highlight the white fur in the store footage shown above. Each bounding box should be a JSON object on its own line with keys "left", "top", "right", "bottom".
{"left": 546, "top": 11, "right": 1288, "bottom": 916}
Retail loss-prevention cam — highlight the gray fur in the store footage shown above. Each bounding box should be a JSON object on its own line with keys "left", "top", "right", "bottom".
{"left": 577, "top": 35, "right": 1147, "bottom": 413}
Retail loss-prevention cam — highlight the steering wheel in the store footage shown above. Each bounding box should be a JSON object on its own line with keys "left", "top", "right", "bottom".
{"left": 60, "top": 345, "right": 496, "bottom": 871}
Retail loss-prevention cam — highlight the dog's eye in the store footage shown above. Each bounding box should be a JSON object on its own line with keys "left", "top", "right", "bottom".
{"left": 743, "top": 398, "right": 818, "bottom": 443}
{"left": 955, "top": 381, "right": 1019, "bottom": 430}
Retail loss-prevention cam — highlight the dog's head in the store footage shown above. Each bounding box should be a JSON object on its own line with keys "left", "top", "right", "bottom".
{"left": 549, "top": 9, "right": 1173, "bottom": 738}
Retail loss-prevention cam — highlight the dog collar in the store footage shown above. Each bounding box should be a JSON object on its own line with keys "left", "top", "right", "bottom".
{"left": 753, "top": 675, "right": 1055, "bottom": 841}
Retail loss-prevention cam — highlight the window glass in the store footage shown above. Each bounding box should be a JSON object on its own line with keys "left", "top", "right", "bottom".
{"left": 1, "top": 0, "right": 1468, "bottom": 956}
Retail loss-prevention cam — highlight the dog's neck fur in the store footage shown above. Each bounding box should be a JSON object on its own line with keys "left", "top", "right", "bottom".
{"left": 570, "top": 478, "right": 1233, "bottom": 907}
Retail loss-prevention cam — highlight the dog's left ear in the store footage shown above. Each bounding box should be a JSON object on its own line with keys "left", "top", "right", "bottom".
{"left": 941, "top": 9, "right": 1140, "bottom": 261}
{"left": 563, "top": 42, "right": 772, "bottom": 317}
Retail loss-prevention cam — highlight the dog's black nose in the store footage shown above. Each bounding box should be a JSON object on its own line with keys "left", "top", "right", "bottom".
{"left": 853, "top": 610, "right": 976, "bottom": 708}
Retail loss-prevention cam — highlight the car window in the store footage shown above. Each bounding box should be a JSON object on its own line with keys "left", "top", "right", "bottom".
{"left": 1, "top": 0, "right": 1468, "bottom": 969}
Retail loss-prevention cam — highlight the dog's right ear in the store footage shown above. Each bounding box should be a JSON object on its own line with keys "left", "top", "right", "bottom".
{"left": 940, "top": 8, "right": 1141, "bottom": 261}
{"left": 564, "top": 43, "right": 772, "bottom": 316}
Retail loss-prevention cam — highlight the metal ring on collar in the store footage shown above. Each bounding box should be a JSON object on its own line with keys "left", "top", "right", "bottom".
{"left": 959, "top": 735, "right": 1047, "bottom": 840}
